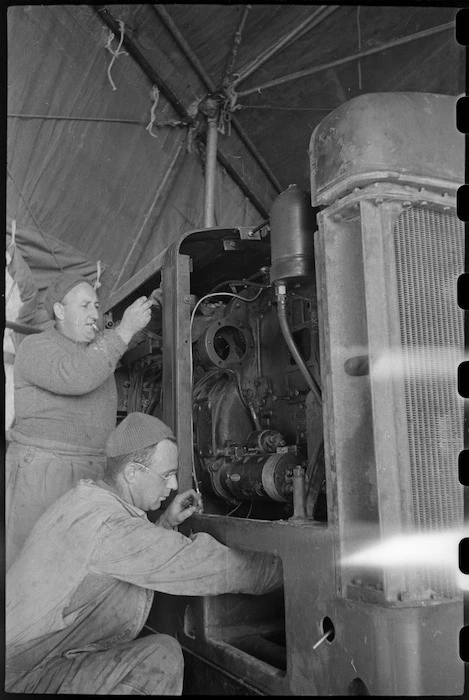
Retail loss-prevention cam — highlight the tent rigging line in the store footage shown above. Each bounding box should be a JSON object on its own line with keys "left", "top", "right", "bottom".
{"left": 232, "top": 5, "right": 339, "bottom": 88}
{"left": 238, "top": 21, "right": 455, "bottom": 97}
{"left": 7, "top": 113, "right": 190, "bottom": 128}
{"left": 9, "top": 114, "right": 141, "bottom": 124}
{"left": 7, "top": 166, "right": 64, "bottom": 273}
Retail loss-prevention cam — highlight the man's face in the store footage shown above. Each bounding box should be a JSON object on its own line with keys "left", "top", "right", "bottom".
{"left": 57, "top": 282, "right": 100, "bottom": 343}
{"left": 132, "top": 439, "right": 179, "bottom": 511}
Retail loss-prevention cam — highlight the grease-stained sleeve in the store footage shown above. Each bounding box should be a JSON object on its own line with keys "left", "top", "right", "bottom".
{"left": 15, "top": 329, "right": 128, "bottom": 395}
{"left": 90, "top": 512, "right": 283, "bottom": 596}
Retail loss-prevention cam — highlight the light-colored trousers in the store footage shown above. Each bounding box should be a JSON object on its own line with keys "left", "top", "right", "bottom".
{"left": 6, "top": 633, "right": 184, "bottom": 694}
{"left": 5, "top": 440, "right": 105, "bottom": 570}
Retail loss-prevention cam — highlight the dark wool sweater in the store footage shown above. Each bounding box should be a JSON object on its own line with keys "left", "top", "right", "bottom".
{"left": 11, "top": 327, "right": 128, "bottom": 451}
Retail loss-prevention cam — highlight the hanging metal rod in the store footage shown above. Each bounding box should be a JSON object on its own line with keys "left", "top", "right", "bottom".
{"left": 232, "top": 5, "right": 339, "bottom": 88}
{"left": 221, "top": 4, "right": 252, "bottom": 87}
{"left": 151, "top": 3, "right": 282, "bottom": 193}
{"left": 238, "top": 21, "right": 455, "bottom": 97}
{"left": 94, "top": 5, "right": 269, "bottom": 217}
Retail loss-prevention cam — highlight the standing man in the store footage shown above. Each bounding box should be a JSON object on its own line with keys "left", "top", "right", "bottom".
{"left": 6, "top": 272, "right": 154, "bottom": 568}
{"left": 6, "top": 412, "right": 283, "bottom": 695}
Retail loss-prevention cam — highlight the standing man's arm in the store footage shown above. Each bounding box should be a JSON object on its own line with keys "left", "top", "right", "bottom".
{"left": 15, "top": 297, "right": 152, "bottom": 395}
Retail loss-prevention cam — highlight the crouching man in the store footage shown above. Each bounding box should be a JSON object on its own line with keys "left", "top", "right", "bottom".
{"left": 6, "top": 412, "right": 282, "bottom": 695}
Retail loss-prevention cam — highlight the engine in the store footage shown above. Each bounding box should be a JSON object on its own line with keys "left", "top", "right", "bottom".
{"left": 109, "top": 185, "right": 325, "bottom": 524}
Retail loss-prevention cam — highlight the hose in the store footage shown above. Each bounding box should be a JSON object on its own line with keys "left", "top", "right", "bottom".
{"left": 275, "top": 281, "right": 321, "bottom": 405}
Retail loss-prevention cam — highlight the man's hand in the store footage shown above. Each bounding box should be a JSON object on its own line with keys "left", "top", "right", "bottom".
{"left": 115, "top": 296, "right": 153, "bottom": 345}
{"left": 162, "top": 489, "right": 203, "bottom": 528}
{"left": 149, "top": 287, "right": 163, "bottom": 307}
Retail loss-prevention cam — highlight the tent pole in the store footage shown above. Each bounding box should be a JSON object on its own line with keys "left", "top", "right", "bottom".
{"left": 151, "top": 4, "right": 282, "bottom": 194}
{"left": 204, "top": 115, "right": 219, "bottom": 228}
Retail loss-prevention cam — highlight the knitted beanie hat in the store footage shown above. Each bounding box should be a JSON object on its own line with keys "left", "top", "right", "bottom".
{"left": 106, "top": 412, "right": 175, "bottom": 457}
{"left": 44, "top": 273, "right": 91, "bottom": 318}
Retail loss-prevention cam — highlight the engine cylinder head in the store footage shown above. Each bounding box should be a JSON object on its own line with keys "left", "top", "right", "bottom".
{"left": 269, "top": 184, "right": 316, "bottom": 283}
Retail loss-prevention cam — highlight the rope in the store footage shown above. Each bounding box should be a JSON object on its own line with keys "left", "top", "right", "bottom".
{"left": 187, "top": 122, "right": 199, "bottom": 153}
{"left": 146, "top": 86, "right": 160, "bottom": 136}
{"left": 7, "top": 166, "right": 64, "bottom": 272}
{"left": 146, "top": 85, "right": 191, "bottom": 137}
{"left": 11, "top": 218, "right": 16, "bottom": 246}
{"left": 105, "top": 20, "right": 128, "bottom": 92}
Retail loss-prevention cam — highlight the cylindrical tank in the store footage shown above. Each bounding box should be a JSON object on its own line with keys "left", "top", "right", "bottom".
{"left": 269, "top": 184, "right": 316, "bottom": 283}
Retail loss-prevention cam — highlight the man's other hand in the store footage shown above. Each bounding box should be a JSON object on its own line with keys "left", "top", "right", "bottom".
{"left": 163, "top": 490, "right": 203, "bottom": 527}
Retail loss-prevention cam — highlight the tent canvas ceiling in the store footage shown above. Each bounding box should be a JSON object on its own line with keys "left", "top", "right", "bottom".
{"left": 6, "top": 3, "right": 463, "bottom": 306}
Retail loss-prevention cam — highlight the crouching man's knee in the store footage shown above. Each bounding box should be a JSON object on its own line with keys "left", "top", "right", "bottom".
{"left": 145, "top": 633, "right": 184, "bottom": 695}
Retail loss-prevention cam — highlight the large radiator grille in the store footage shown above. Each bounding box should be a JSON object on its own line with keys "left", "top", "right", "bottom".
{"left": 393, "top": 206, "right": 464, "bottom": 597}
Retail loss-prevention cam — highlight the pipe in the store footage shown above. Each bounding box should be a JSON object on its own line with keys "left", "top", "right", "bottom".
{"left": 275, "top": 281, "right": 321, "bottom": 404}
{"left": 290, "top": 466, "right": 308, "bottom": 520}
{"left": 204, "top": 116, "right": 219, "bottom": 228}
{"left": 238, "top": 21, "right": 455, "bottom": 97}
{"left": 247, "top": 401, "right": 262, "bottom": 431}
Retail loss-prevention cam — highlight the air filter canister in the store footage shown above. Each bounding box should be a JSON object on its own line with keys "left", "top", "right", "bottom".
{"left": 269, "top": 184, "right": 316, "bottom": 283}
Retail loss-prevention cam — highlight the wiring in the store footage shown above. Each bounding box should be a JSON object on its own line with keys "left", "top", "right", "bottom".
{"left": 245, "top": 500, "right": 254, "bottom": 519}
{"left": 190, "top": 289, "right": 263, "bottom": 330}
{"left": 208, "top": 279, "right": 271, "bottom": 294}
{"left": 226, "top": 501, "right": 243, "bottom": 517}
